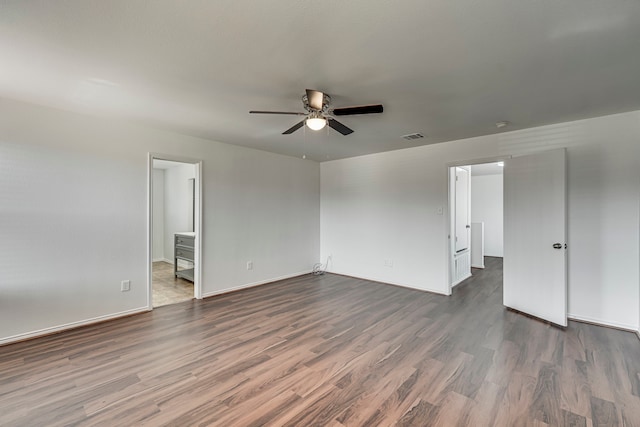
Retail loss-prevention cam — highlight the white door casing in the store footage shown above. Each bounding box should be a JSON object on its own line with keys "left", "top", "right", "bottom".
{"left": 503, "top": 148, "right": 567, "bottom": 326}
{"left": 148, "top": 153, "right": 203, "bottom": 308}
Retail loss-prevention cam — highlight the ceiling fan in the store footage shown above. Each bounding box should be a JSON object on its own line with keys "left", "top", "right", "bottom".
{"left": 249, "top": 89, "right": 383, "bottom": 135}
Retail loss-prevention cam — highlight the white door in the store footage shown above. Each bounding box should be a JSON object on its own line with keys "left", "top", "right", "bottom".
{"left": 455, "top": 167, "right": 470, "bottom": 252}
{"left": 504, "top": 149, "right": 567, "bottom": 326}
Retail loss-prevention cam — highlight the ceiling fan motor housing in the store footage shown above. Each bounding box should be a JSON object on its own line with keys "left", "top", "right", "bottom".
{"left": 302, "top": 93, "right": 331, "bottom": 113}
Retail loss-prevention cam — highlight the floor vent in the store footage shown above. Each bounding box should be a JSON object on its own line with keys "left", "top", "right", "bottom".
{"left": 402, "top": 133, "right": 425, "bottom": 141}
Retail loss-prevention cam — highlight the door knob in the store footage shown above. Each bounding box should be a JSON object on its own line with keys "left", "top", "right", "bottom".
{"left": 553, "top": 243, "right": 563, "bottom": 249}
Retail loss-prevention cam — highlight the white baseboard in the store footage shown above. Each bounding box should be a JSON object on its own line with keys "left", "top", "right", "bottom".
{"left": 0, "top": 307, "right": 150, "bottom": 346}
{"left": 202, "top": 270, "right": 312, "bottom": 299}
{"left": 568, "top": 313, "right": 639, "bottom": 333}
{"left": 326, "top": 269, "right": 450, "bottom": 296}
{"left": 471, "top": 264, "right": 485, "bottom": 269}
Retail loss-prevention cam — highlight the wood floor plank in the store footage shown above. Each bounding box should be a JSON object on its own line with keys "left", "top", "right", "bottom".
{"left": 360, "top": 358, "right": 446, "bottom": 426}
{"left": 563, "top": 409, "right": 588, "bottom": 427}
{"left": 530, "top": 364, "right": 562, "bottom": 425}
{"left": 493, "top": 372, "right": 539, "bottom": 426}
{"left": 430, "top": 391, "right": 474, "bottom": 426}
{"left": 560, "top": 358, "right": 592, "bottom": 419}
{"left": 463, "top": 380, "right": 507, "bottom": 426}
{"left": 1, "top": 257, "right": 639, "bottom": 426}
{"left": 590, "top": 396, "right": 619, "bottom": 427}
{"left": 395, "top": 399, "right": 440, "bottom": 427}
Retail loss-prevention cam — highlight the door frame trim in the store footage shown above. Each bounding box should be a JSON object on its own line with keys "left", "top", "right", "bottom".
{"left": 147, "top": 153, "right": 203, "bottom": 309}
{"left": 445, "top": 155, "right": 511, "bottom": 295}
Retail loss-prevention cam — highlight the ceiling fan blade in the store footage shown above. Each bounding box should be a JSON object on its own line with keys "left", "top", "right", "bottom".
{"left": 250, "top": 110, "right": 306, "bottom": 115}
{"left": 332, "top": 104, "right": 384, "bottom": 116}
{"left": 282, "top": 120, "right": 306, "bottom": 134}
{"left": 328, "top": 118, "right": 354, "bottom": 135}
{"left": 306, "top": 89, "right": 324, "bottom": 111}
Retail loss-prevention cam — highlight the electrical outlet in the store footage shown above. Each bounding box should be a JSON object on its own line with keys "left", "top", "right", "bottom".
{"left": 384, "top": 259, "right": 394, "bottom": 268}
{"left": 246, "top": 261, "right": 253, "bottom": 270}
{"left": 121, "top": 280, "right": 130, "bottom": 292}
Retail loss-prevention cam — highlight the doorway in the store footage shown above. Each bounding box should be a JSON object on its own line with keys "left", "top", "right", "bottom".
{"left": 448, "top": 160, "right": 504, "bottom": 293}
{"left": 447, "top": 150, "right": 567, "bottom": 326}
{"left": 148, "top": 154, "right": 202, "bottom": 308}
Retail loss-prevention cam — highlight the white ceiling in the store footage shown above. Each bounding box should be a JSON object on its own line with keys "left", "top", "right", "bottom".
{"left": 1, "top": 0, "right": 639, "bottom": 162}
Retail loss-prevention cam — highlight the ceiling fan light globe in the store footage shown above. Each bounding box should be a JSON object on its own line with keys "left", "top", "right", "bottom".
{"left": 306, "top": 117, "right": 327, "bottom": 131}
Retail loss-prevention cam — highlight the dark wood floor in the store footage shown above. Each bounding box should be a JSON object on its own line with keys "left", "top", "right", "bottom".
{"left": 1, "top": 257, "right": 639, "bottom": 426}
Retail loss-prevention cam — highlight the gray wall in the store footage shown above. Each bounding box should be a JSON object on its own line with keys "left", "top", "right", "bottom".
{"left": 0, "top": 98, "right": 320, "bottom": 344}
{"left": 321, "top": 111, "right": 640, "bottom": 331}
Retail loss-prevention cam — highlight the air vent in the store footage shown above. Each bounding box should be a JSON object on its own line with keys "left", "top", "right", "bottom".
{"left": 402, "top": 133, "right": 424, "bottom": 141}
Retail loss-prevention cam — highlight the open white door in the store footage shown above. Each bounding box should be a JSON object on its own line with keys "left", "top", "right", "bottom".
{"left": 504, "top": 149, "right": 567, "bottom": 326}
{"left": 455, "top": 167, "right": 470, "bottom": 253}
{"left": 449, "top": 166, "right": 472, "bottom": 288}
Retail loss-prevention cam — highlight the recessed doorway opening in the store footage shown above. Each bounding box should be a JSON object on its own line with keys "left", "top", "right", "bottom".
{"left": 149, "top": 154, "right": 202, "bottom": 308}
{"left": 447, "top": 160, "right": 504, "bottom": 294}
